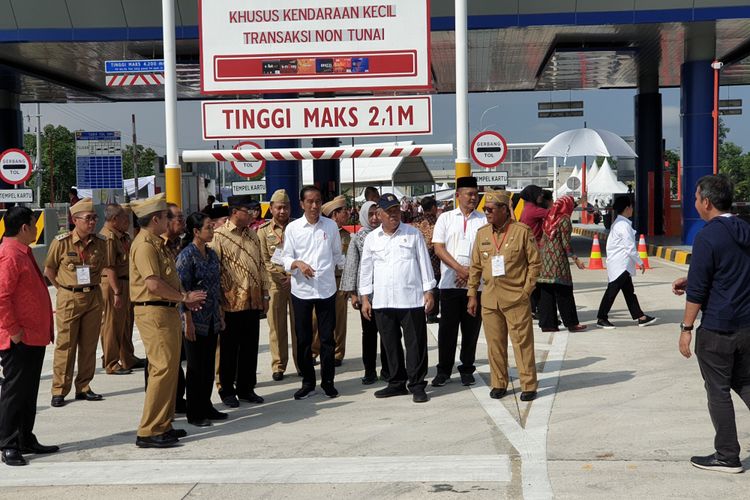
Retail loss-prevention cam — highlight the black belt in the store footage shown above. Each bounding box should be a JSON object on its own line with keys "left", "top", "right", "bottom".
{"left": 133, "top": 301, "right": 179, "bottom": 308}
{"left": 59, "top": 284, "right": 99, "bottom": 293}
{"left": 102, "top": 275, "right": 129, "bottom": 281}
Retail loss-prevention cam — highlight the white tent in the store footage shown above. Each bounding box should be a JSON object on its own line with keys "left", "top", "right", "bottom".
{"left": 587, "top": 162, "right": 600, "bottom": 185}
{"left": 354, "top": 185, "right": 406, "bottom": 202}
{"left": 556, "top": 165, "right": 580, "bottom": 197}
{"left": 302, "top": 141, "right": 435, "bottom": 187}
{"left": 435, "top": 189, "right": 455, "bottom": 202}
{"left": 77, "top": 175, "right": 156, "bottom": 199}
{"left": 587, "top": 158, "right": 628, "bottom": 205}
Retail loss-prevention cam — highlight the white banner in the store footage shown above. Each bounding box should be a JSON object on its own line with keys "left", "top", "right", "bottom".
{"left": 232, "top": 181, "right": 266, "bottom": 195}
{"left": 199, "top": 0, "right": 430, "bottom": 93}
{"left": 0, "top": 189, "right": 33, "bottom": 203}
{"left": 203, "top": 96, "right": 432, "bottom": 140}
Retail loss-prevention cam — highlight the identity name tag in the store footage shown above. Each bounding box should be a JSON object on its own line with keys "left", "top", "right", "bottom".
{"left": 76, "top": 265, "right": 92, "bottom": 285}
{"left": 271, "top": 248, "right": 284, "bottom": 266}
{"left": 457, "top": 238, "right": 471, "bottom": 259}
{"left": 492, "top": 255, "right": 505, "bottom": 277}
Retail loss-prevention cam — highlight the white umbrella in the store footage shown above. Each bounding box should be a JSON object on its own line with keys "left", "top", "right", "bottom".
{"left": 534, "top": 128, "right": 637, "bottom": 159}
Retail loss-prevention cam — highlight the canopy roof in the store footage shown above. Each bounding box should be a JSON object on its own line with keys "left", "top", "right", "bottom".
{"left": 587, "top": 158, "right": 628, "bottom": 195}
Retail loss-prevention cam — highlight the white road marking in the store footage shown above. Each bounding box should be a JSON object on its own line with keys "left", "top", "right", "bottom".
{"left": 0, "top": 455, "right": 511, "bottom": 486}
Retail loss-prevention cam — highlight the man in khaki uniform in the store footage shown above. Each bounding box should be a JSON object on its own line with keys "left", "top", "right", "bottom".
{"left": 467, "top": 190, "right": 541, "bottom": 402}
{"left": 258, "top": 189, "right": 298, "bottom": 381}
{"left": 100, "top": 203, "right": 143, "bottom": 375}
{"left": 44, "top": 198, "right": 114, "bottom": 408}
{"left": 129, "top": 193, "right": 206, "bottom": 448}
{"left": 312, "top": 195, "right": 351, "bottom": 365}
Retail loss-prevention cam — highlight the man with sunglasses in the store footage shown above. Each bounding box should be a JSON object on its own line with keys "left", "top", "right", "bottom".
{"left": 44, "top": 198, "right": 114, "bottom": 408}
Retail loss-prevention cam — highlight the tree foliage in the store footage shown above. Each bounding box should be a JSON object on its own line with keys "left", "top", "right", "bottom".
{"left": 122, "top": 144, "right": 158, "bottom": 179}
{"left": 718, "top": 119, "right": 750, "bottom": 201}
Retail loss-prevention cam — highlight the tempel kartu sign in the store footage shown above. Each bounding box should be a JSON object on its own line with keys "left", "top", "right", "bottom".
{"left": 203, "top": 96, "right": 432, "bottom": 140}
{"left": 199, "top": 0, "right": 431, "bottom": 93}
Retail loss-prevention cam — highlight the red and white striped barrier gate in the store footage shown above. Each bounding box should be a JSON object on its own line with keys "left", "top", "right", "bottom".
{"left": 182, "top": 144, "right": 454, "bottom": 163}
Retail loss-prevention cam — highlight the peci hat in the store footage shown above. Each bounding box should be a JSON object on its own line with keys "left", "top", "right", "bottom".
{"left": 70, "top": 197, "right": 94, "bottom": 215}
{"left": 322, "top": 195, "right": 347, "bottom": 217}
{"left": 227, "top": 194, "right": 255, "bottom": 209}
{"left": 484, "top": 189, "right": 511, "bottom": 207}
{"left": 456, "top": 176, "right": 478, "bottom": 189}
{"left": 206, "top": 205, "right": 229, "bottom": 220}
{"left": 378, "top": 193, "right": 400, "bottom": 211}
{"left": 130, "top": 193, "right": 168, "bottom": 218}
{"left": 270, "top": 189, "right": 290, "bottom": 203}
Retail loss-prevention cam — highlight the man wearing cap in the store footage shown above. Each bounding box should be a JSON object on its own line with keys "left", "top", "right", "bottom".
{"left": 129, "top": 193, "right": 206, "bottom": 448}
{"left": 100, "top": 203, "right": 143, "bottom": 375}
{"left": 281, "top": 185, "right": 344, "bottom": 400}
{"left": 360, "top": 193, "right": 436, "bottom": 403}
{"left": 258, "top": 189, "right": 298, "bottom": 381}
{"left": 431, "top": 176, "right": 486, "bottom": 388}
{"left": 467, "top": 190, "right": 541, "bottom": 402}
{"left": 313, "top": 194, "right": 351, "bottom": 366}
{"left": 211, "top": 195, "right": 269, "bottom": 408}
{"left": 44, "top": 198, "right": 114, "bottom": 408}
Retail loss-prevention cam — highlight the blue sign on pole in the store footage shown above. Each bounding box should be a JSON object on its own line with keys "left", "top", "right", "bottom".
{"left": 75, "top": 131, "right": 123, "bottom": 189}
{"left": 105, "top": 60, "right": 164, "bottom": 74}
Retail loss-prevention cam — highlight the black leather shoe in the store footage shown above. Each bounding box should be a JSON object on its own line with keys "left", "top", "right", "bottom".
{"left": 460, "top": 373, "right": 476, "bottom": 386}
{"left": 431, "top": 374, "right": 449, "bottom": 387}
{"left": 130, "top": 358, "right": 147, "bottom": 370}
{"left": 489, "top": 388, "right": 507, "bottom": 399}
{"left": 110, "top": 368, "right": 132, "bottom": 375}
{"left": 75, "top": 390, "right": 103, "bottom": 401}
{"left": 411, "top": 388, "right": 429, "bottom": 403}
{"left": 135, "top": 433, "right": 179, "bottom": 448}
{"left": 374, "top": 386, "right": 409, "bottom": 398}
{"left": 222, "top": 395, "right": 240, "bottom": 408}
{"left": 207, "top": 408, "right": 228, "bottom": 420}
{"left": 50, "top": 395, "right": 66, "bottom": 407}
{"left": 20, "top": 440, "right": 59, "bottom": 454}
{"left": 520, "top": 391, "right": 537, "bottom": 402}
{"left": 690, "top": 453, "right": 743, "bottom": 473}
{"left": 334, "top": 359, "right": 343, "bottom": 367}
{"left": 167, "top": 428, "right": 187, "bottom": 439}
{"left": 238, "top": 391, "right": 264, "bottom": 404}
{"left": 293, "top": 386, "right": 316, "bottom": 400}
{"left": 321, "top": 382, "right": 339, "bottom": 398}
{"left": 361, "top": 373, "right": 378, "bottom": 385}
{"left": 188, "top": 418, "right": 212, "bottom": 427}
{"left": 1, "top": 449, "right": 27, "bottom": 466}
{"left": 272, "top": 372, "right": 284, "bottom": 381}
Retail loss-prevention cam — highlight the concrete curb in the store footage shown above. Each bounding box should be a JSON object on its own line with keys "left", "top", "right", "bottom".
{"left": 571, "top": 226, "right": 691, "bottom": 265}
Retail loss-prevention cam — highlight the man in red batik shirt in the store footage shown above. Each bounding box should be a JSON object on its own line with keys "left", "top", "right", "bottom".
{"left": 0, "top": 207, "right": 58, "bottom": 466}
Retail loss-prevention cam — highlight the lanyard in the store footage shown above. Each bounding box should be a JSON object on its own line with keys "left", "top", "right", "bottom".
{"left": 461, "top": 211, "right": 472, "bottom": 235}
{"left": 491, "top": 223, "right": 510, "bottom": 252}
{"left": 78, "top": 240, "right": 89, "bottom": 265}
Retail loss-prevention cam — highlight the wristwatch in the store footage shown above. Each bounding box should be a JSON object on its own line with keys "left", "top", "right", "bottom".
{"left": 680, "top": 322, "right": 694, "bottom": 332}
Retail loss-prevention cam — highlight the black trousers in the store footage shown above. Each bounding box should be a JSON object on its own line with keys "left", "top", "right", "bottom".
{"left": 538, "top": 283, "right": 579, "bottom": 329}
{"left": 436, "top": 289, "right": 481, "bottom": 376}
{"left": 695, "top": 325, "right": 750, "bottom": 461}
{"left": 374, "top": 308, "right": 428, "bottom": 391}
{"left": 184, "top": 328, "right": 218, "bottom": 421}
{"left": 292, "top": 294, "right": 336, "bottom": 388}
{"left": 361, "top": 312, "right": 388, "bottom": 378}
{"left": 0, "top": 343, "right": 46, "bottom": 450}
{"left": 530, "top": 286, "right": 541, "bottom": 314}
{"left": 597, "top": 271, "right": 644, "bottom": 320}
{"left": 176, "top": 343, "right": 186, "bottom": 403}
{"left": 219, "top": 309, "right": 260, "bottom": 398}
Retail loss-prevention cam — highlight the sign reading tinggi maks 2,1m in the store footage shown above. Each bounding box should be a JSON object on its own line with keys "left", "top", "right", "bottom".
{"left": 199, "top": 0, "right": 431, "bottom": 93}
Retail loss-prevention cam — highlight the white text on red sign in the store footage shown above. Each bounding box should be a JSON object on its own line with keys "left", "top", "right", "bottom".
{"left": 202, "top": 96, "right": 432, "bottom": 140}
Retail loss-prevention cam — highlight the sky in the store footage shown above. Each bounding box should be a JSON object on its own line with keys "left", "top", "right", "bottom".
{"left": 20, "top": 85, "right": 750, "bottom": 163}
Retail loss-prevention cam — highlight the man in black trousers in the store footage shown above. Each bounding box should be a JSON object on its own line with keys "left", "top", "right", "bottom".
{"left": 674, "top": 174, "right": 750, "bottom": 474}
{"left": 0, "top": 207, "right": 59, "bottom": 466}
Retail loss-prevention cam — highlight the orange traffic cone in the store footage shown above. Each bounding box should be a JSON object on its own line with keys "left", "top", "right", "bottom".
{"left": 588, "top": 234, "right": 605, "bottom": 270}
{"left": 638, "top": 234, "right": 651, "bottom": 269}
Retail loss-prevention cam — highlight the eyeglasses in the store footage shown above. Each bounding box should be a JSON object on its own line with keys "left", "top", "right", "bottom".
{"left": 76, "top": 215, "right": 98, "bottom": 222}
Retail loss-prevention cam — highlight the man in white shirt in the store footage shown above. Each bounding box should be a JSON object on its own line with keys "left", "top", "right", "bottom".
{"left": 281, "top": 186, "right": 344, "bottom": 400}
{"left": 431, "top": 176, "right": 486, "bottom": 387}
{"left": 360, "top": 193, "right": 436, "bottom": 403}
{"left": 596, "top": 196, "right": 656, "bottom": 329}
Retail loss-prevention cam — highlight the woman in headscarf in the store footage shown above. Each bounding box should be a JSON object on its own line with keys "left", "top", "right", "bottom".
{"left": 340, "top": 201, "right": 389, "bottom": 385}
{"left": 537, "top": 196, "right": 587, "bottom": 332}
